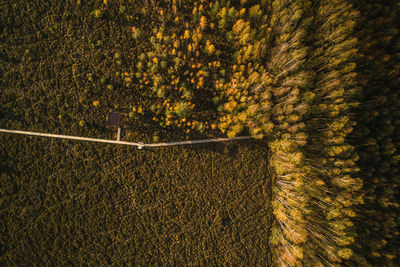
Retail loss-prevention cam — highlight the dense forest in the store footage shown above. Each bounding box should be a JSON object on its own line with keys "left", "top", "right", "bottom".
{"left": 1, "top": 0, "right": 399, "bottom": 266}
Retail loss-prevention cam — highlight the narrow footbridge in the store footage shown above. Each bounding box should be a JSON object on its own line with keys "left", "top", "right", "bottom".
{"left": 0, "top": 128, "right": 253, "bottom": 149}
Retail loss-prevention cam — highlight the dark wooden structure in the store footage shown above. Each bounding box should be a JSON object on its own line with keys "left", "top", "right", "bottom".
{"left": 108, "top": 112, "right": 121, "bottom": 141}
{"left": 107, "top": 112, "right": 121, "bottom": 127}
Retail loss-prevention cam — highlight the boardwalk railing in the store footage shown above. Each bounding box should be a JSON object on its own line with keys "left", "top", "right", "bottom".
{"left": 0, "top": 128, "right": 253, "bottom": 149}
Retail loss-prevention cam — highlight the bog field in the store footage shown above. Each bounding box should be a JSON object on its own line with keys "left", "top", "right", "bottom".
{"left": 1, "top": 135, "right": 271, "bottom": 265}
{"left": 1, "top": 0, "right": 399, "bottom": 266}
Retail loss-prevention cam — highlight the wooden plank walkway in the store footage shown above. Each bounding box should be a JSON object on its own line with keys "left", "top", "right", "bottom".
{"left": 0, "top": 128, "right": 253, "bottom": 149}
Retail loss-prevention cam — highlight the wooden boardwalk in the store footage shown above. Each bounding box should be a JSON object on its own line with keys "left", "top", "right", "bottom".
{"left": 0, "top": 128, "right": 253, "bottom": 149}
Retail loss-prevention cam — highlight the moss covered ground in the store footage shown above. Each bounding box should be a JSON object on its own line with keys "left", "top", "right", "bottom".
{"left": 1, "top": 134, "right": 271, "bottom": 265}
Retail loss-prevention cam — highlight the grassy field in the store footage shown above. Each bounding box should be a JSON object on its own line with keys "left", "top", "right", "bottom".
{"left": 1, "top": 134, "right": 272, "bottom": 265}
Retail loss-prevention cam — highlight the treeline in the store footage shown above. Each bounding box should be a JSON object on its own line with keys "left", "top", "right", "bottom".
{"left": 210, "top": 0, "right": 399, "bottom": 266}
{"left": 260, "top": 0, "right": 400, "bottom": 266}
{"left": 207, "top": 0, "right": 361, "bottom": 265}
{"left": 348, "top": 1, "right": 400, "bottom": 266}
